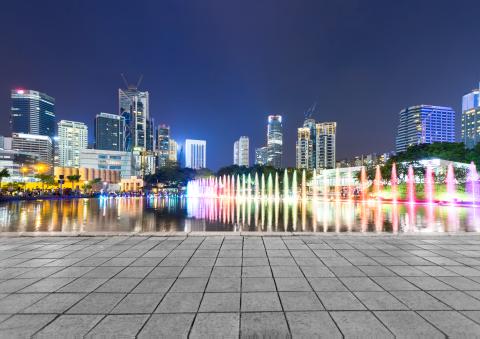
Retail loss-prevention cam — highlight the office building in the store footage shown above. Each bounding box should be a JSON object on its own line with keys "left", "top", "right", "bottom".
{"left": 156, "top": 124, "right": 171, "bottom": 167}
{"left": 119, "top": 85, "right": 152, "bottom": 151}
{"left": 185, "top": 139, "right": 206, "bottom": 169}
{"left": 10, "top": 89, "right": 55, "bottom": 139}
{"left": 316, "top": 122, "right": 336, "bottom": 169}
{"left": 0, "top": 149, "right": 39, "bottom": 179}
{"left": 462, "top": 86, "right": 480, "bottom": 149}
{"left": 79, "top": 149, "right": 132, "bottom": 179}
{"left": 169, "top": 139, "right": 178, "bottom": 163}
{"left": 296, "top": 127, "right": 313, "bottom": 169}
{"left": 395, "top": 105, "right": 455, "bottom": 153}
{"left": 57, "top": 120, "right": 88, "bottom": 168}
{"left": 266, "top": 115, "right": 283, "bottom": 168}
{"left": 255, "top": 146, "right": 268, "bottom": 165}
{"left": 0, "top": 136, "right": 12, "bottom": 150}
{"left": 233, "top": 136, "right": 249, "bottom": 167}
{"left": 95, "top": 113, "right": 125, "bottom": 151}
{"left": 11, "top": 133, "right": 53, "bottom": 172}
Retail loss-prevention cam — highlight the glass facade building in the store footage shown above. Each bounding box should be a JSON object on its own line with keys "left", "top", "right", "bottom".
{"left": 118, "top": 86, "right": 152, "bottom": 151}
{"left": 316, "top": 122, "right": 336, "bottom": 169}
{"left": 95, "top": 113, "right": 125, "bottom": 151}
{"left": 185, "top": 139, "right": 206, "bottom": 169}
{"left": 156, "top": 124, "right": 171, "bottom": 167}
{"left": 10, "top": 89, "right": 55, "bottom": 139}
{"left": 296, "top": 127, "right": 313, "bottom": 169}
{"left": 255, "top": 146, "right": 268, "bottom": 165}
{"left": 233, "top": 136, "right": 249, "bottom": 167}
{"left": 395, "top": 105, "right": 455, "bottom": 153}
{"left": 11, "top": 133, "right": 53, "bottom": 173}
{"left": 266, "top": 115, "right": 283, "bottom": 168}
{"left": 58, "top": 120, "right": 88, "bottom": 168}
{"left": 462, "top": 87, "right": 480, "bottom": 149}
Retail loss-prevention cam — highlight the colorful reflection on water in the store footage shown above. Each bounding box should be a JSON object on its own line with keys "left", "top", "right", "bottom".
{"left": 0, "top": 197, "right": 479, "bottom": 233}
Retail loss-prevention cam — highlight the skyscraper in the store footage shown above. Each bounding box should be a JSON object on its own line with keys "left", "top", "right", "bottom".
{"left": 266, "top": 115, "right": 283, "bottom": 168}
{"left": 118, "top": 85, "right": 151, "bottom": 151}
{"left": 233, "top": 136, "right": 249, "bottom": 167}
{"left": 316, "top": 122, "right": 336, "bottom": 169}
{"left": 58, "top": 120, "right": 88, "bottom": 168}
{"left": 168, "top": 139, "right": 178, "bottom": 163}
{"left": 95, "top": 112, "right": 125, "bottom": 151}
{"left": 185, "top": 139, "right": 206, "bottom": 169}
{"left": 255, "top": 146, "right": 268, "bottom": 165}
{"left": 395, "top": 105, "right": 455, "bottom": 153}
{"left": 156, "top": 124, "right": 170, "bottom": 167}
{"left": 462, "top": 86, "right": 480, "bottom": 149}
{"left": 296, "top": 127, "right": 313, "bottom": 169}
{"left": 10, "top": 89, "right": 55, "bottom": 139}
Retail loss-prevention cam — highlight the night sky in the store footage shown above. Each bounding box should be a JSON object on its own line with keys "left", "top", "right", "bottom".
{"left": 1, "top": 0, "right": 480, "bottom": 170}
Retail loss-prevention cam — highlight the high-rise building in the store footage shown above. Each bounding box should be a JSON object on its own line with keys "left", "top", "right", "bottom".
{"left": 169, "top": 139, "right": 178, "bottom": 163}
{"left": 296, "top": 127, "right": 313, "bottom": 169}
{"left": 118, "top": 85, "right": 152, "bottom": 151}
{"left": 11, "top": 133, "right": 53, "bottom": 172}
{"left": 316, "top": 122, "right": 336, "bottom": 169}
{"left": 94, "top": 113, "right": 125, "bottom": 151}
{"left": 395, "top": 105, "right": 455, "bottom": 153}
{"left": 58, "top": 120, "right": 88, "bottom": 168}
{"left": 185, "top": 139, "right": 206, "bottom": 169}
{"left": 233, "top": 136, "right": 249, "bottom": 167}
{"left": 10, "top": 89, "right": 55, "bottom": 139}
{"left": 255, "top": 146, "right": 268, "bottom": 165}
{"left": 156, "top": 124, "right": 170, "bottom": 167}
{"left": 462, "top": 86, "right": 480, "bottom": 149}
{"left": 266, "top": 115, "right": 283, "bottom": 168}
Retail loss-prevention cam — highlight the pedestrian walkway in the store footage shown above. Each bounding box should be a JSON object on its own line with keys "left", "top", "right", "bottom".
{"left": 0, "top": 235, "right": 480, "bottom": 338}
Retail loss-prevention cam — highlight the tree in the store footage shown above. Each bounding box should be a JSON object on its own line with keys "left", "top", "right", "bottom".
{"left": 66, "top": 175, "right": 81, "bottom": 189}
{"left": 0, "top": 168, "right": 10, "bottom": 187}
{"left": 34, "top": 174, "right": 55, "bottom": 190}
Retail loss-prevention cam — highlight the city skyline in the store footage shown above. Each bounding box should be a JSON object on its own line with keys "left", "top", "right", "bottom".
{"left": 2, "top": 1, "right": 480, "bottom": 170}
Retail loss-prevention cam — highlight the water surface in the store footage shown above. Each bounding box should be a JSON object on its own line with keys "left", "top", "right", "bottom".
{"left": 0, "top": 197, "right": 479, "bottom": 233}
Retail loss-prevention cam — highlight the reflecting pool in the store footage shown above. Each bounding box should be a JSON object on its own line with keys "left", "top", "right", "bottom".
{"left": 0, "top": 197, "right": 479, "bottom": 233}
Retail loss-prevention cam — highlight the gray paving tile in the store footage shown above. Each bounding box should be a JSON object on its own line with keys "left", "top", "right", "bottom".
{"left": 0, "top": 314, "right": 55, "bottom": 338}
{"left": 191, "top": 312, "right": 239, "bottom": 339}
{"left": 428, "top": 291, "right": 480, "bottom": 310}
{"left": 23, "top": 293, "right": 86, "bottom": 313}
{"left": 111, "top": 293, "right": 164, "bottom": 314}
{"left": 0, "top": 293, "right": 46, "bottom": 314}
{"left": 308, "top": 277, "right": 348, "bottom": 291}
{"left": 66, "top": 293, "right": 125, "bottom": 314}
{"left": 147, "top": 266, "right": 182, "bottom": 278}
{"left": 418, "top": 311, "right": 480, "bottom": 338}
{"left": 211, "top": 266, "right": 241, "bottom": 277}
{"left": 138, "top": 313, "right": 195, "bottom": 338}
{"left": 275, "top": 277, "right": 312, "bottom": 291}
{"left": 354, "top": 292, "right": 408, "bottom": 310}
{"left": 86, "top": 314, "right": 148, "bottom": 338}
{"left": 170, "top": 277, "right": 208, "bottom": 292}
{"left": 405, "top": 276, "right": 455, "bottom": 290}
{"left": 206, "top": 277, "right": 241, "bottom": 292}
{"left": 375, "top": 311, "right": 445, "bottom": 338}
{"left": 286, "top": 311, "right": 341, "bottom": 338}
{"left": 241, "top": 277, "right": 276, "bottom": 291}
{"left": 199, "top": 292, "right": 240, "bottom": 312}
{"left": 330, "top": 311, "right": 393, "bottom": 338}
{"left": 34, "top": 314, "right": 103, "bottom": 339}
{"left": 156, "top": 292, "right": 202, "bottom": 313}
{"left": 132, "top": 278, "right": 175, "bottom": 293}
{"left": 58, "top": 278, "right": 108, "bottom": 293}
{"left": 241, "top": 292, "right": 282, "bottom": 312}
{"left": 300, "top": 266, "right": 334, "bottom": 277}
{"left": 0, "top": 278, "right": 40, "bottom": 293}
{"left": 240, "top": 312, "right": 289, "bottom": 338}
{"left": 279, "top": 292, "right": 324, "bottom": 311}
{"left": 317, "top": 291, "right": 366, "bottom": 310}
{"left": 96, "top": 277, "right": 142, "bottom": 293}
{"left": 340, "top": 277, "right": 384, "bottom": 292}
{"left": 391, "top": 291, "right": 450, "bottom": 310}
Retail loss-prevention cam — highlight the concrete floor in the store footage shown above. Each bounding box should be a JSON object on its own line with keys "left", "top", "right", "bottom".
{"left": 0, "top": 234, "right": 480, "bottom": 338}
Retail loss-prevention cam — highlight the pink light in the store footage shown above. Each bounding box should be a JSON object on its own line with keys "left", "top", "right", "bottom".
{"left": 16, "top": 89, "right": 24, "bottom": 94}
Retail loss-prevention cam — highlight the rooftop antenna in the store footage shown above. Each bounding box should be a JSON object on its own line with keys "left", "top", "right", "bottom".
{"left": 136, "top": 74, "right": 144, "bottom": 89}
{"left": 120, "top": 73, "right": 129, "bottom": 89}
{"left": 305, "top": 102, "right": 317, "bottom": 120}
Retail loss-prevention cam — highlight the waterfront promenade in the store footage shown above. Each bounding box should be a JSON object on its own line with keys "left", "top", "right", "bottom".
{"left": 1, "top": 234, "right": 480, "bottom": 338}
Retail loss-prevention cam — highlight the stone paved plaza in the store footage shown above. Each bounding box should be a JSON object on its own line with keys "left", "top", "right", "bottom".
{"left": 1, "top": 235, "right": 480, "bottom": 338}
